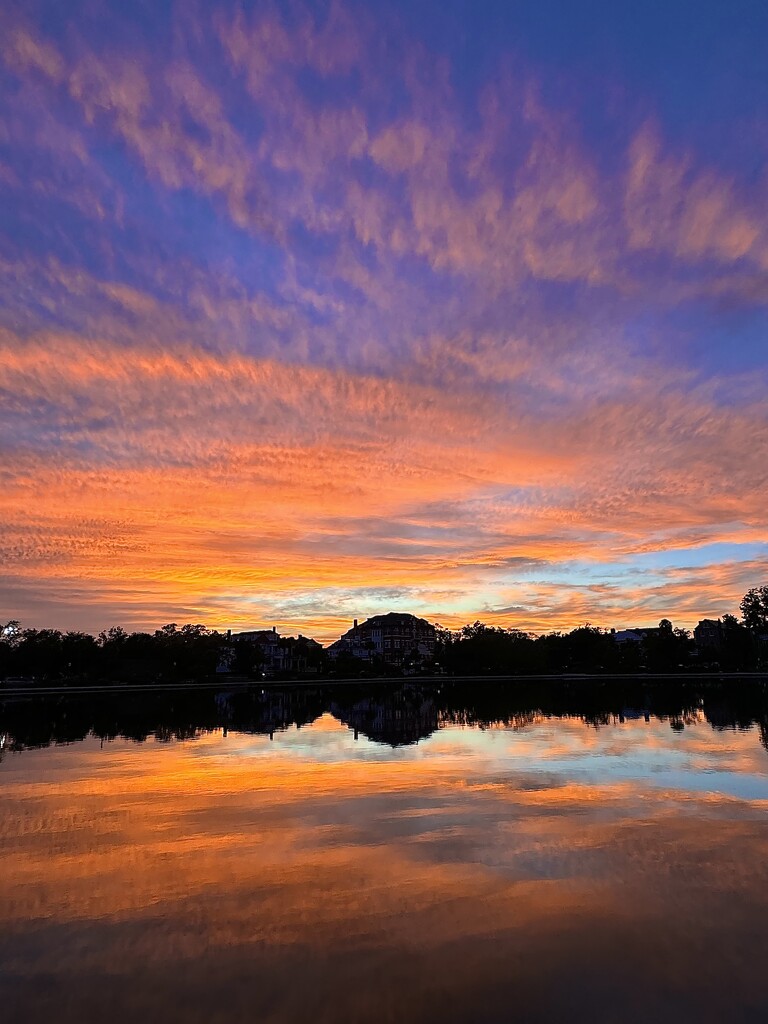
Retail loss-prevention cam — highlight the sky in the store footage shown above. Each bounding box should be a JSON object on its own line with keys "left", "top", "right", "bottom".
{"left": 1, "top": 0, "right": 767, "bottom": 642}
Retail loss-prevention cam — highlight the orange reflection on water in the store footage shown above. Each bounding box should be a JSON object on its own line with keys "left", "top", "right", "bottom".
{"left": 2, "top": 722, "right": 768, "bottom": 1022}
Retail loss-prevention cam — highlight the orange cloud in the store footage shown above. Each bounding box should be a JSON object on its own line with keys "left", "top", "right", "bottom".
{"left": 1, "top": 6, "right": 768, "bottom": 636}
{"left": 1, "top": 323, "right": 766, "bottom": 636}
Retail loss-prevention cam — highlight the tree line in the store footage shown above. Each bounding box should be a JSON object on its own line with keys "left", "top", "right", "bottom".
{"left": 0, "top": 622, "right": 224, "bottom": 684}
{"left": 4, "top": 679, "right": 768, "bottom": 757}
{"left": 1, "top": 585, "right": 767, "bottom": 684}
{"left": 440, "top": 618, "right": 726, "bottom": 675}
{"left": 439, "top": 586, "right": 768, "bottom": 676}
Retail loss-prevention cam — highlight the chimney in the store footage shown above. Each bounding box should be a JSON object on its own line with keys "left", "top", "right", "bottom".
{"left": 227, "top": 629, "right": 231, "bottom": 640}
{"left": 354, "top": 618, "right": 358, "bottom": 630}
{"left": 272, "top": 625, "right": 276, "bottom": 633}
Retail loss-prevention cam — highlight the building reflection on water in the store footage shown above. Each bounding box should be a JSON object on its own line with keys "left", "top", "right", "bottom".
{"left": 2, "top": 679, "right": 768, "bottom": 756}
{"left": 4, "top": 680, "right": 768, "bottom": 1023}
{"left": 330, "top": 689, "right": 439, "bottom": 746}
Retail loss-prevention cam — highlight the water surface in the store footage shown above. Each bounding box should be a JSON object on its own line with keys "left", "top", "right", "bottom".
{"left": 2, "top": 681, "right": 768, "bottom": 1022}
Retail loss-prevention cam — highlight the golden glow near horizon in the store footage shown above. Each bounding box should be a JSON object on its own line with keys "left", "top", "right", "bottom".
{"left": 0, "top": 3, "right": 767, "bottom": 639}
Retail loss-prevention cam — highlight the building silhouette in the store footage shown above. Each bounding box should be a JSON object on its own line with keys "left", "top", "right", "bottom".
{"left": 694, "top": 618, "right": 725, "bottom": 650}
{"left": 327, "top": 612, "right": 437, "bottom": 669}
{"left": 232, "top": 627, "right": 322, "bottom": 676}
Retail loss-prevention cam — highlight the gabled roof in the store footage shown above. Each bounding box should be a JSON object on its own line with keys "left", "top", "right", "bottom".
{"left": 346, "top": 612, "right": 435, "bottom": 634}
{"left": 234, "top": 629, "right": 280, "bottom": 642}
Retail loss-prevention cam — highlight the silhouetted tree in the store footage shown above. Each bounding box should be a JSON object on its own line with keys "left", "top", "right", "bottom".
{"left": 445, "top": 622, "right": 538, "bottom": 675}
{"left": 741, "top": 586, "right": 768, "bottom": 632}
{"left": 0, "top": 621, "right": 22, "bottom": 677}
{"left": 151, "top": 623, "right": 221, "bottom": 678}
{"left": 61, "top": 631, "right": 99, "bottom": 679}
{"left": 561, "top": 625, "right": 618, "bottom": 673}
{"left": 720, "top": 614, "right": 755, "bottom": 671}
{"left": 643, "top": 620, "right": 692, "bottom": 672}
{"left": 16, "top": 629, "right": 65, "bottom": 680}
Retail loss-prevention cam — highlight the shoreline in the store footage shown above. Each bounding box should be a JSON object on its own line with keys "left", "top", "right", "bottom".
{"left": 2, "top": 671, "right": 767, "bottom": 697}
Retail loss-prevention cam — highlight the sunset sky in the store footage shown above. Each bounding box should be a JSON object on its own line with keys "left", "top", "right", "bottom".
{"left": 1, "top": 0, "right": 767, "bottom": 641}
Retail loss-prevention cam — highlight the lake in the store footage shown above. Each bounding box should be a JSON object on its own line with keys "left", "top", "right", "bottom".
{"left": 2, "top": 680, "right": 768, "bottom": 1022}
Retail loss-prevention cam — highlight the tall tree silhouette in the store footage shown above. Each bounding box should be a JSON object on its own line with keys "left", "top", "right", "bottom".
{"left": 741, "top": 586, "right": 768, "bottom": 632}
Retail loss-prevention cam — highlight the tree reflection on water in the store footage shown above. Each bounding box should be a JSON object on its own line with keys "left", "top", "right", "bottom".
{"left": 3, "top": 678, "right": 768, "bottom": 757}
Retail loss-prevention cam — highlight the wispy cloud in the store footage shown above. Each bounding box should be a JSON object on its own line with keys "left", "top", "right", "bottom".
{"left": 1, "top": 2, "right": 767, "bottom": 635}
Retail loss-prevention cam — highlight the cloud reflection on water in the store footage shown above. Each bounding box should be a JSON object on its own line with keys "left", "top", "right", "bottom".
{"left": 2, "top": 708, "right": 768, "bottom": 1021}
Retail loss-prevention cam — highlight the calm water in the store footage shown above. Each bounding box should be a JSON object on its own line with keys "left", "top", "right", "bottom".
{"left": 2, "top": 681, "right": 768, "bottom": 1023}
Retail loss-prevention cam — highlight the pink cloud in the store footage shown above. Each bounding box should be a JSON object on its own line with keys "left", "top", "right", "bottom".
{"left": 625, "top": 123, "right": 768, "bottom": 268}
